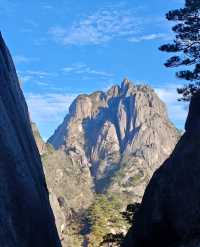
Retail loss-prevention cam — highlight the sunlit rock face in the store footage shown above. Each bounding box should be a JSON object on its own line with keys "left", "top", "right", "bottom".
{"left": 49, "top": 78, "right": 179, "bottom": 202}
{"left": 37, "top": 79, "right": 180, "bottom": 247}
{"left": 123, "top": 95, "right": 200, "bottom": 247}
{"left": 33, "top": 125, "right": 94, "bottom": 245}
{"left": 31, "top": 122, "right": 49, "bottom": 155}
{"left": 0, "top": 33, "right": 61, "bottom": 247}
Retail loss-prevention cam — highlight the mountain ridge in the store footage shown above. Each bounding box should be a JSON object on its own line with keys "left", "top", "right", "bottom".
{"left": 31, "top": 79, "right": 181, "bottom": 246}
{"left": 48, "top": 79, "right": 179, "bottom": 197}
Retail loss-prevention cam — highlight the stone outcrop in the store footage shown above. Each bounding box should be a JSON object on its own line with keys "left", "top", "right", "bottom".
{"left": 44, "top": 150, "right": 93, "bottom": 246}
{"left": 31, "top": 120, "right": 94, "bottom": 246}
{"left": 31, "top": 122, "right": 49, "bottom": 155}
{"left": 42, "top": 149, "right": 94, "bottom": 211}
{"left": 49, "top": 79, "right": 180, "bottom": 202}
{"left": 31, "top": 124, "right": 93, "bottom": 245}
{"left": 123, "top": 95, "right": 200, "bottom": 247}
{"left": 0, "top": 33, "right": 61, "bottom": 247}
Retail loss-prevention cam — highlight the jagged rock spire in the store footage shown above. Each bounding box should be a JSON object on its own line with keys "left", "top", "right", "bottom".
{"left": 48, "top": 80, "right": 179, "bottom": 196}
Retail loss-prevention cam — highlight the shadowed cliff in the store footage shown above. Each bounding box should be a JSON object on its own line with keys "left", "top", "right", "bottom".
{"left": 123, "top": 95, "right": 200, "bottom": 247}
{"left": 0, "top": 33, "right": 61, "bottom": 247}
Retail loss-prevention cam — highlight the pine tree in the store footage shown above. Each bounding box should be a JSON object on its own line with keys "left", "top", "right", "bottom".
{"left": 159, "top": 0, "right": 200, "bottom": 100}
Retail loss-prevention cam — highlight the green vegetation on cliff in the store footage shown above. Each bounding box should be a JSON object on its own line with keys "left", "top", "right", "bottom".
{"left": 86, "top": 194, "right": 129, "bottom": 247}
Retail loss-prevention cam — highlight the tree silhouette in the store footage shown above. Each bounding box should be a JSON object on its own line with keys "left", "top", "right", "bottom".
{"left": 159, "top": 0, "right": 200, "bottom": 100}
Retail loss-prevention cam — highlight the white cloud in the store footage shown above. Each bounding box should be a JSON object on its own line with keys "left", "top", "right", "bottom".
{"left": 48, "top": 6, "right": 172, "bottom": 46}
{"left": 49, "top": 7, "right": 140, "bottom": 45}
{"left": 25, "top": 93, "right": 76, "bottom": 124}
{"left": 25, "top": 70, "right": 57, "bottom": 77}
{"left": 14, "top": 55, "right": 30, "bottom": 64}
{"left": 129, "top": 33, "right": 170, "bottom": 43}
{"left": 14, "top": 55, "right": 39, "bottom": 64}
{"left": 62, "top": 63, "right": 113, "bottom": 77}
{"left": 18, "top": 70, "right": 58, "bottom": 84}
{"left": 36, "top": 81, "right": 49, "bottom": 86}
{"left": 20, "top": 75, "right": 33, "bottom": 83}
{"left": 155, "top": 85, "right": 188, "bottom": 129}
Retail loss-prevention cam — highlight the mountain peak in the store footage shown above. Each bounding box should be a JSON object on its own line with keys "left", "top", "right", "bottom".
{"left": 122, "top": 77, "right": 132, "bottom": 85}
{"left": 121, "top": 78, "right": 133, "bottom": 93}
{"left": 48, "top": 80, "right": 179, "bottom": 194}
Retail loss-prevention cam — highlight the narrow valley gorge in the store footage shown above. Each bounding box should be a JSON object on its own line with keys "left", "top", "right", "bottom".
{"left": 2, "top": 0, "right": 200, "bottom": 246}
{"left": 32, "top": 79, "right": 180, "bottom": 246}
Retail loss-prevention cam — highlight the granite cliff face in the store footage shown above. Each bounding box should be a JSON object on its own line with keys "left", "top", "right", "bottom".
{"left": 0, "top": 34, "right": 61, "bottom": 247}
{"left": 30, "top": 79, "right": 181, "bottom": 246}
{"left": 31, "top": 122, "right": 50, "bottom": 155}
{"left": 123, "top": 95, "right": 200, "bottom": 247}
{"left": 32, "top": 123, "right": 93, "bottom": 245}
{"left": 49, "top": 79, "right": 179, "bottom": 203}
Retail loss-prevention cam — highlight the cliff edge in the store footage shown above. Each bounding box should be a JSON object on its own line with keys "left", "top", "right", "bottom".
{"left": 0, "top": 33, "right": 61, "bottom": 247}
{"left": 123, "top": 95, "right": 200, "bottom": 247}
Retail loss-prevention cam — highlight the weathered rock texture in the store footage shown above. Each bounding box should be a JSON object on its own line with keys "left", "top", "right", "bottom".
{"left": 42, "top": 149, "right": 94, "bottom": 211}
{"left": 32, "top": 124, "right": 93, "bottom": 245}
{"left": 0, "top": 34, "right": 61, "bottom": 247}
{"left": 123, "top": 95, "right": 200, "bottom": 247}
{"left": 31, "top": 122, "right": 49, "bottom": 155}
{"left": 49, "top": 79, "right": 179, "bottom": 203}
{"left": 30, "top": 79, "right": 181, "bottom": 246}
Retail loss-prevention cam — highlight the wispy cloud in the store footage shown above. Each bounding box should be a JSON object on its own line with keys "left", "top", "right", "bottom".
{"left": 26, "top": 93, "right": 76, "bottom": 124}
{"left": 17, "top": 69, "right": 58, "bottom": 86}
{"left": 25, "top": 70, "right": 57, "bottom": 77}
{"left": 42, "top": 4, "right": 54, "bottom": 10}
{"left": 14, "top": 55, "right": 30, "bottom": 64}
{"left": 129, "top": 33, "right": 170, "bottom": 43}
{"left": 18, "top": 63, "right": 112, "bottom": 87}
{"left": 155, "top": 85, "right": 188, "bottom": 130}
{"left": 48, "top": 5, "right": 172, "bottom": 46}
{"left": 62, "top": 63, "right": 113, "bottom": 77}
{"left": 20, "top": 75, "right": 33, "bottom": 83}
{"left": 14, "top": 55, "right": 39, "bottom": 64}
{"left": 49, "top": 7, "right": 140, "bottom": 46}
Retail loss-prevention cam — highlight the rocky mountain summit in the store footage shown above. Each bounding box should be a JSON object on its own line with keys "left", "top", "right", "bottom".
{"left": 42, "top": 79, "right": 181, "bottom": 246}
{"left": 123, "top": 95, "right": 200, "bottom": 247}
{"left": 49, "top": 79, "right": 180, "bottom": 202}
{"left": 30, "top": 80, "right": 181, "bottom": 246}
{"left": 0, "top": 34, "right": 60, "bottom": 246}
{"left": 29, "top": 79, "right": 181, "bottom": 246}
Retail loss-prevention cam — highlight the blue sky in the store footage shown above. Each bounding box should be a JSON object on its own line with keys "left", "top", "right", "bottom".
{"left": 0, "top": 0, "right": 187, "bottom": 139}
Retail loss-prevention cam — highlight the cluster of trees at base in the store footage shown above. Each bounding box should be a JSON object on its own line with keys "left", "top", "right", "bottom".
{"left": 100, "top": 203, "right": 140, "bottom": 246}
{"left": 84, "top": 194, "right": 140, "bottom": 247}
